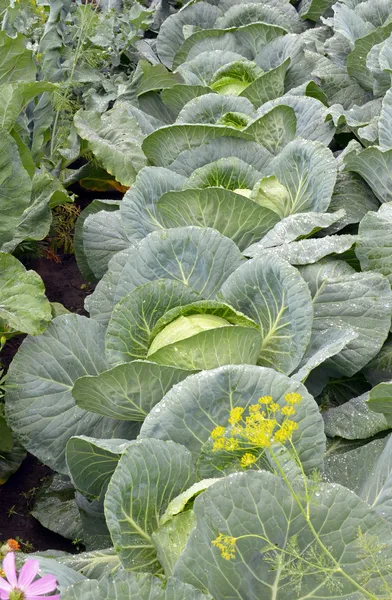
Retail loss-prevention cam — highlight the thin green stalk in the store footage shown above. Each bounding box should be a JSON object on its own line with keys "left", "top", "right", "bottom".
{"left": 269, "top": 447, "right": 380, "bottom": 600}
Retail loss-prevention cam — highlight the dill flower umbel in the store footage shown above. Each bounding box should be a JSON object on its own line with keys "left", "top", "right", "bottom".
{"left": 210, "top": 390, "right": 303, "bottom": 465}
{"left": 212, "top": 534, "right": 237, "bottom": 560}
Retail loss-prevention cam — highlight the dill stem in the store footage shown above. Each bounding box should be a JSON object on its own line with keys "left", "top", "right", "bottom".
{"left": 269, "top": 448, "right": 380, "bottom": 600}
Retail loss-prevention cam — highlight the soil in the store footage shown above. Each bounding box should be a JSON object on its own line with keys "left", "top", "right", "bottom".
{"left": 0, "top": 246, "right": 92, "bottom": 553}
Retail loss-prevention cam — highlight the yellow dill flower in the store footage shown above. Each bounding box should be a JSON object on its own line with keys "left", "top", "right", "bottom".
{"left": 241, "top": 452, "right": 257, "bottom": 467}
{"left": 285, "top": 392, "right": 302, "bottom": 405}
{"left": 268, "top": 403, "right": 281, "bottom": 413}
{"left": 232, "top": 425, "right": 243, "bottom": 435}
{"left": 246, "top": 418, "right": 276, "bottom": 447}
{"left": 249, "top": 403, "right": 261, "bottom": 414}
{"left": 213, "top": 437, "right": 239, "bottom": 452}
{"left": 212, "top": 533, "right": 237, "bottom": 560}
{"left": 258, "top": 395, "right": 273, "bottom": 405}
{"left": 225, "top": 437, "right": 239, "bottom": 451}
{"left": 274, "top": 420, "right": 298, "bottom": 443}
{"left": 229, "top": 407, "right": 244, "bottom": 425}
{"left": 281, "top": 405, "right": 296, "bottom": 416}
{"left": 211, "top": 425, "right": 226, "bottom": 439}
{"left": 213, "top": 438, "right": 226, "bottom": 451}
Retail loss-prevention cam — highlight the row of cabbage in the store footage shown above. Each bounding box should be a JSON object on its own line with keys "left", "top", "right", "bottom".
{"left": 6, "top": 0, "right": 392, "bottom": 598}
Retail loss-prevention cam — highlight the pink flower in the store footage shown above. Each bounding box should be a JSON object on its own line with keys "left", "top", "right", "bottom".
{"left": 0, "top": 553, "right": 59, "bottom": 600}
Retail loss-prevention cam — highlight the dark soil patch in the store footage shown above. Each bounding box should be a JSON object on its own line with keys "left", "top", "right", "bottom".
{"left": 1, "top": 252, "right": 91, "bottom": 553}
{"left": 0, "top": 455, "right": 76, "bottom": 553}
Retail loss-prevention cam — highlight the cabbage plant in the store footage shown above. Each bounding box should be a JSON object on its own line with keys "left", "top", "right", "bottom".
{"left": 6, "top": 0, "right": 392, "bottom": 598}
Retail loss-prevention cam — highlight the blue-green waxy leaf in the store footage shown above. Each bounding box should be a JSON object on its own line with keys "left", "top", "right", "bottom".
{"left": 4, "top": 315, "right": 138, "bottom": 473}
{"left": 344, "top": 147, "right": 392, "bottom": 204}
{"left": 83, "top": 211, "right": 131, "bottom": 280}
{"left": 324, "top": 391, "right": 390, "bottom": 440}
{"left": 74, "top": 199, "right": 121, "bottom": 283}
{"left": 240, "top": 58, "right": 290, "bottom": 107}
{"left": 156, "top": 187, "right": 279, "bottom": 251}
{"left": 347, "top": 22, "right": 392, "bottom": 91}
{"left": 244, "top": 105, "right": 296, "bottom": 154}
{"left": 298, "top": 0, "right": 334, "bottom": 22}
{"left": 325, "top": 434, "right": 392, "bottom": 523}
{"left": 219, "top": 254, "right": 313, "bottom": 374}
{"left": 105, "top": 439, "right": 197, "bottom": 572}
{"left": 172, "top": 23, "right": 287, "bottom": 71}
{"left": 120, "top": 167, "right": 186, "bottom": 244}
{"left": 301, "top": 265, "right": 392, "bottom": 377}
{"left": 174, "top": 470, "right": 392, "bottom": 599}
{"left": 86, "top": 227, "right": 245, "bottom": 326}
{"left": 168, "top": 138, "right": 272, "bottom": 177}
{"left": 368, "top": 381, "right": 392, "bottom": 426}
{"left": 66, "top": 436, "right": 132, "bottom": 499}
{"left": 74, "top": 104, "right": 147, "bottom": 186}
{"left": 62, "top": 570, "right": 211, "bottom": 600}
{"left": 140, "top": 364, "right": 325, "bottom": 477}
{"left": 176, "top": 93, "right": 255, "bottom": 124}
{"left": 142, "top": 124, "right": 250, "bottom": 167}
{"left": 72, "top": 360, "right": 192, "bottom": 421}
{"left": 247, "top": 235, "right": 357, "bottom": 265}
{"left": 356, "top": 203, "right": 392, "bottom": 285}
{"left": 257, "top": 95, "right": 335, "bottom": 145}
{"left": 251, "top": 139, "right": 337, "bottom": 217}
{"left": 156, "top": 2, "right": 222, "bottom": 69}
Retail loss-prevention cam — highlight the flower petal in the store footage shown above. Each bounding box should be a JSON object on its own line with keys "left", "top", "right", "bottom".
{"left": 0, "top": 587, "right": 10, "bottom": 599}
{"left": 26, "top": 596, "right": 60, "bottom": 600}
{"left": 18, "top": 559, "right": 39, "bottom": 589}
{"left": 0, "top": 579, "right": 11, "bottom": 593}
{"left": 25, "top": 574, "right": 57, "bottom": 595}
{"left": 2, "top": 553, "right": 17, "bottom": 587}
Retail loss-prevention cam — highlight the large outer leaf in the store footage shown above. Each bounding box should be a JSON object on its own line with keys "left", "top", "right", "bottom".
{"left": 120, "top": 167, "right": 186, "bottom": 243}
{"left": 62, "top": 571, "right": 211, "bottom": 600}
{"left": 0, "top": 128, "right": 32, "bottom": 249}
{"left": 326, "top": 172, "right": 379, "bottom": 234}
{"left": 325, "top": 435, "right": 392, "bottom": 522}
{"left": 363, "top": 336, "right": 392, "bottom": 385}
{"left": 264, "top": 139, "right": 337, "bottom": 216}
{"left": 219, "top": 255, "right": 313, "bottom": 374}
{"left": 323, "top": 391, "right": 390, "bottom": 439}
{"left": 105, "top": 439, "right": 197, "bottom": 572}
{"left": 379, "top": 87, "right": 392, "bottom": 149}
{"left": 247, "top": 211, "right": 346, "bottom": 249}
{"left": 176, "top": 93, "right": 255, "bottom": 124}
{"left": 256, "top": 95, "right": 335, "bottom": 145}
{"left": 172, "top": 23, "right": 286, "bottom": 71}
{"left": 302, "top": 267, "right": 392, "bottom": 376}
{"left": 240, "top": 58, "right": 290, "bottom": 107}
{"left": 0, "top": 32, "right": 35, "bottom": 83}
{"left": 356, "top": 202, "right": 392, "bottom": 285}
{"left": 298, "top": 0, "right": 334, "bottom": 21}
{"left": 247, "top": 235, "right": 357, "bottom": 264}
{"left": 0, "top": 82, "right": 54, "bottom": 131}
{"left": 66, "top": 436, "right": 131, "bottom": 499}
{"left": 344, "top": 147, "right": 392, "bottom": 204}
{"left": 4, "top": 315, "right": 138, "bottom": 473}
{"left": 74, "top": 199, "right": 121, "bottom": 283}
{"left": 57, "top": 548, "right": 120, "bottom": 581}
{"left": 157, "top": 187, "right": 279, "bottom": 251}
{"left": 140, "top": 364, "right": 325, "bottom": 476}
{"left": 83, "top": 211, "right": 131, "bottom": 280}
{"left": 157, "top": 2, "right": 222, "bottom": 68}
{"left": 174, "top": 471, "right": 392, "bottom": 599}
{"left": 86, "top": 228, "right": 245, "bottom": 325}
{"left": 142, "top": 124, "right": 249, "bottom": 167}
{"left": 74, "top": 105, "right": 147, "bottom": 186}
{"left": 72, "top": 360, "right": 192, "bottom": 421}
{"left": 347, "top": 22, "right": 392, "bottom": 91}
{"left": 0, "top": 253, "right": 51, "bottom": 335}
{"left": 244, "top": 105, "right": 296, "bottom": 155}
{"left": 168, "top": 138, "right": 272, "bottom": 177}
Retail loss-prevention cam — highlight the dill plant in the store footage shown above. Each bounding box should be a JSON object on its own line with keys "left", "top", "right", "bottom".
{"left": 210, "top": 393, "right": 392, "bottom": 599}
